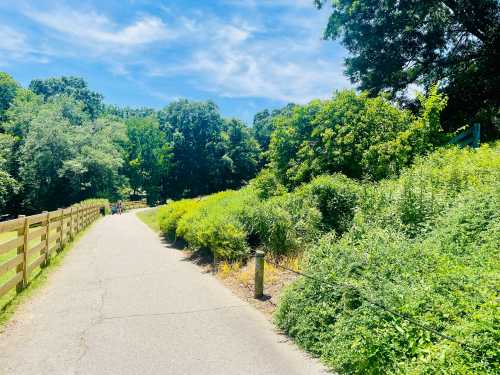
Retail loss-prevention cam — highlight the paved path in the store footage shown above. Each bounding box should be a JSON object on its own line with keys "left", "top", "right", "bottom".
{"left": 0, "top": 211, "right": 327, "bottom": 375}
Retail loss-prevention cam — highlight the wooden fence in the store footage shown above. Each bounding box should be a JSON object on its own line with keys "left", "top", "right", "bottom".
{"left": 123, "top": 200, "right": 148, "bottom": 211}
{"left": 0, "top": 203, "right": 104, "bottom": 300}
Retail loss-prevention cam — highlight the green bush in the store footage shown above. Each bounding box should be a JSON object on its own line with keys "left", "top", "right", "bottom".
{"left": 268, "top": 89, "right": 447, "bottom": 188}
{"left": 357, "top": 143, "right": 500, "bottom": 237}
{"left": 157, "top": 199, "right": 200, "bottom": 240}
{"left": 249, "top": 168, "right": 287, "bottom": 200}
{"left": 275, "top": 144, "right": 500, "bottom": 374}
{"left": 296, "top": 174, "right": 360, "bottom": 234}
{"left": 176, "top": 189, "right": 258, "bottom": 259}
{"left": 247, "top": 192, "right": 321, "bottom": 256}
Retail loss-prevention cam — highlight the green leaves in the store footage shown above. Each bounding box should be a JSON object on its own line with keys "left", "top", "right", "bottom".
{"left": 316, "top": 0, "right": 500, "bottom": 138}
{"left": 268, "top": 89, "right": 446, "bottom": 187}
{"left": 275, "top": 143, "right": 500, "bottom": 374}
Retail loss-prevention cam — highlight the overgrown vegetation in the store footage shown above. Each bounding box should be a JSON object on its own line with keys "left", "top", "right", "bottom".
{"left": 2, "top": 2, "right": 498, "bottom": 372}
{"left": 158, "top": 143, "right": 499, "bottom": 374}
{"left": 275, "top": 145, "right": 500, "bottom": 374}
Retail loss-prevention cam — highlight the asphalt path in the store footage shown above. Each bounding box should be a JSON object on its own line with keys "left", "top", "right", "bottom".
{"left": 0, "top": 211, "right": 327, "bottom": 375}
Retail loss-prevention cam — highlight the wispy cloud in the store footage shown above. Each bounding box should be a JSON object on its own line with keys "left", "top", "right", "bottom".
{"left": 23, "top": 7, "right": 172, "bottom": 52}
{"left": 145, "top": 12, "right": 349, "bottom": 103}
{"left": 0, "top": 25, "right": 29, "bottom": 58}
{"left": 1, "top": 0, "right": 350, "bottom": 109}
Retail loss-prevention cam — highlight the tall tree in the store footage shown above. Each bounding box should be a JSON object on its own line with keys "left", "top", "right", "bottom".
{"left": 218, "top": 119, "right": 261, "bottom": 189}
{"left": 161, "top": 100, "right": 225, "bottom": 198}
{"left": 315, "top": 0, "right": 500, "bottom": 138}
{"left": 0, "top": 72, "right": 19, "bottom": 124}
{"left": 125, "top": 117, "right": 166, "bottom": 205}
{"left": 29, "top": 76, "right": 104, "bottom": 120}
{"left": 252, "top": 104, "right": 296, "bottom": 153}
{"left": 0, "top": 133, "right": 19, "bottom": 212}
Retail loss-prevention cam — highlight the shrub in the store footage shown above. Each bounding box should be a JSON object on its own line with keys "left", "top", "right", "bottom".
{"left": 247, "top": 192, "right": 321, "bottom": 256}
{"left": 275, "top": 143, "right": 500, "bottom": 374}
{"left": 357, "top": 143, "right": 500, "bottom": 237}
{"left": 296, "top": 174, "right": 360, "bottom": 234}
{"left": 176, "top": 189, "right": 258, "bottom": 259}
{"left": 249, "top": 168, "right": 287, "bottom": 200}
{"left": 157, "top": 199, "right": 200, "bottom": 241}
{"left": 268, "top": 89, "right": 447, "bottom": 188}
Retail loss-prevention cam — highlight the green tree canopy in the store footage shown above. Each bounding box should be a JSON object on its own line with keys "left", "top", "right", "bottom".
{"left": 218, "top": 119, "right": 261, "bottom": 189}
{"left": 124, "top": 116, "right": 166, "bottom": 205}
{"left": 13, "top": 96, "right": 126, "bottom": 212}
{"left": 0, "top": 72, "right": 19, "bottom": 124}
{"left": 29, "top": 76, "right": 104, "bottom": 120}
{"left": 269, "top": 89, "right": 447, "bottom": 187}
{"left": 315, "top": 0, "right": 500, "bottom": 138}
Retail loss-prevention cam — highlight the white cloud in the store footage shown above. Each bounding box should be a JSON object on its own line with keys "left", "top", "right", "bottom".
{"left": 147, "top": 14, "right": 350, "bottom": 103}
{"left": 0, "top": 25, "right": 29, "bottom": 58}
{"left": 23, "top": 7, "right": 171, "bottom": 52}
{"left": 2, "top": 1, "right": 350, "bottom": 104}
{"left": 223, "top": 0, "right": 315, "bottom": 9}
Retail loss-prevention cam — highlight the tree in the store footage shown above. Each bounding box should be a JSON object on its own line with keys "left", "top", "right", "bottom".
{"left": 315, "top": 0, "right": 500, "bottom": 138}
{"left": 59, "top": 116, "right": 129, "bottom": 203}
{"left": 218, "top": 119, "right": 261, "bottom": 189}
{"left": 161, "top": 100, "right": 225, "bottom": 199}
{"left": 29, "top": 76, "right": 104, "bottom": 119}
{"left": 124, "top": 117, "right": 166, "bottom": 205}
{"left": 0, "top": 72, "right": 19, "bottom": 124}
{"left": 15, "top": 96, "right": 127, "bottom": 211}
{"left": 0, "top": 133, "right": 19, "bottom": 212}
{"left": 252, "top": 104, "right": 296, "bottom": 153}
{"left": 269, "top": 89, "right": 447, "bottom": 187}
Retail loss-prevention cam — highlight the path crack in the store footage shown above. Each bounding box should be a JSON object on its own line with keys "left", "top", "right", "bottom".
{"left": 102, "top": 304, "right": 246, "bottom": 321}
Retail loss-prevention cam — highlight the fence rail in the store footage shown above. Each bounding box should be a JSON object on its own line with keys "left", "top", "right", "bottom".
{"left": 0, "top": 203, "right": 104, "bottom": 300}
{"left": 123, "top": 201, "right": 148, "bottom": 211}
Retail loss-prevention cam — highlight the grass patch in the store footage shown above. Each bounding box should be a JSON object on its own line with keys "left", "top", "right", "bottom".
{"left": 0, "top": 219, "right": 100, "bottom": 329}
{"left": 136, "top": 208, "right": 160, "bottom": 233}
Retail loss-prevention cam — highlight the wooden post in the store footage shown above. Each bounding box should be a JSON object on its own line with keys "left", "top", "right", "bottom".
{"left": 254, "top": 250, "right": 264, "bottom": 299}
{"left": 212, "top": 253, "right": 218, "bottom": 275}
{"left": 58, "top": 209, "right": 64, "bottom": 251}
{"left": 16, "top": 215, "right": 27, "bottom": 292}
{"left": 77, "top": 206, "right": 81, "bottom": 231}
{"left": 69, "top": 206, "right": 74, "bottom": 239}
{"left": 43, "top": 211, "right": 50, "bottom": 266}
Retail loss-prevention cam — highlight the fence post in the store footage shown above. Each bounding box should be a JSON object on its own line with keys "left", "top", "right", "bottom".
{"left": 16, "top": 215, "right": 27, "bottom": 292}
{"left": 77, "top": 205, "right": 81, "bottom": 231}
{"left": 69, "top": 206, "right": 74, "bottom": 239}
{"left": 58, "top": 209, "right": 64, "bottom": 251}
{"left": 43, "top": 211, "right": 50, "bottom": 266}
{"left": 254, "top": 250, "right": 265, "bottom": 299}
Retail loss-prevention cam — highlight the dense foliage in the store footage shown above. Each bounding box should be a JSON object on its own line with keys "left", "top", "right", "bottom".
{"left": 315, "top": 0, "right": 500, "bottom": 139}
{"left": 269, "top": 87, "right": 447, "bottom": 187}
{"left": 158, "top": 143, "right": 499, "bottom": 374}
{"left": 275, "top": 144, "right": 500, "bottom": 374}
{"left": 0, "top": 74, "right": 260, "bottom": 214}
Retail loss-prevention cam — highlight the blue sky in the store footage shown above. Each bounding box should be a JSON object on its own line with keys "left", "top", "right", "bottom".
{"left": 0, "top": 0, "right": 351, "bottom": 123}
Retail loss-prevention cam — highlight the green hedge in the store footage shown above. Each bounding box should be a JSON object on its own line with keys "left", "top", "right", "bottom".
{"left": 175, "top": 189, "right": 258, "bottom": 260}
